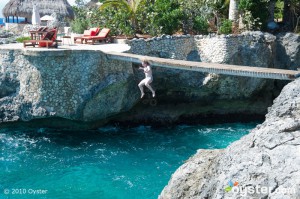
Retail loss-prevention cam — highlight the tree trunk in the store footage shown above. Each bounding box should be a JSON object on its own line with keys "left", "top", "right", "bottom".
{"left": 283, "top": 0, "right": 291, "bottom": 24}
{"left": 283, "top": 0, "right": 297, "bottom": 31}
{"left": 268, "top": 0, "right": 276, "bottom": 22}
{"left": 229, "top": 0, "right": 239, "bottom": 21}
{"left": 229, "top": 0, "right": 239, "bottom": 31}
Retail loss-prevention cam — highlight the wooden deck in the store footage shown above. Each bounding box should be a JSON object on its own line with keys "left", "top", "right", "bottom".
{"left": 106, "top": 52, "right": 299, "bottom": 80}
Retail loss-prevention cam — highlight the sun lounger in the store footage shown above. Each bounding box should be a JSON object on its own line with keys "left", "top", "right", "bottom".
{"left": 74, "top": 28, "right": 111, "bottom": 45}
{"left": 74, "top": 27, "right": 101, "bottom": 44}
{"left": 82, "top": 28, "right": 111, "bottom": 44}
{"left": 23, "top": 28, "right": 61, "bottom": 48}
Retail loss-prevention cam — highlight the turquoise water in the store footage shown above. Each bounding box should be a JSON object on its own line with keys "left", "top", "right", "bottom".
{"left": 0, "top": 123, "right": 256, "bottom": 199}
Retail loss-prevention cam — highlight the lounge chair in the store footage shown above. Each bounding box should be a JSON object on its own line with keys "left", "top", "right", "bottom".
{"left": 74, "top": 27, "right": 101, "bottom": 44}
{"left": 23, "top": 28, "right": 61, "bottom": 48}
{"left": 79, "top": 28, "right": 111, "bottom": 45}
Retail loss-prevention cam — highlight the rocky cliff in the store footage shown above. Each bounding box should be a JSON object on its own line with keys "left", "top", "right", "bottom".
{"left": 111, "top": 32, "right": 299, "bottom": 125}
{"left": 159, "top": 77, "right": 300, "bottom": 198}
{"left": 0, "top": 48, "right": 139, "bottom": 128}
{"left": 0, "top": 32, "right": 299, "bottom": 128}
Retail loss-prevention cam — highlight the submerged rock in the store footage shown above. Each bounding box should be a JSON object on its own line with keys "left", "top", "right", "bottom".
{"left": 159, "top": 78, "right": 300, "bottom": 199}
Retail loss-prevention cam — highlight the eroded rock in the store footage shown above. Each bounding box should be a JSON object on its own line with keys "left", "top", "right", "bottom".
{"left": 159, "top": 78, "right": 300, "bottom": 199}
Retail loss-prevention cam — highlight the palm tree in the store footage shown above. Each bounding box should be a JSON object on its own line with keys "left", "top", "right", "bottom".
{"left": 229, "top": 0, "right": 238, "bottom": 21}
{"left": 228, "top": 0, "right": 239, "bottom": 31}
{"left": 99, "top": 0, "right": 141, "bottom": 32}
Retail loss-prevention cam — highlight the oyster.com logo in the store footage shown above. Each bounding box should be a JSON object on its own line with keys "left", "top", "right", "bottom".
{"left": 224, "top": 180, "right": 239, "bottom": 192}
{"left": 224, "top": 179, "right": 296, "bottom": 196}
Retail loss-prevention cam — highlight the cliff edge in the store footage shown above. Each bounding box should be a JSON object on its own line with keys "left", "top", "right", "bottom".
{"left": 159, "top": 78, "right": 300, "bottom": 198}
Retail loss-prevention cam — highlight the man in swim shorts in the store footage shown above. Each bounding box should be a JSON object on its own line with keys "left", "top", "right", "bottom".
{"left": 138, "top": 59, "right": 156, "bottom": 98}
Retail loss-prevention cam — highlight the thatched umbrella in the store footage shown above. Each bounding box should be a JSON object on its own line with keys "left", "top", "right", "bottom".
{"left": 2, "top": 0, "right": 74, "bottom": 23}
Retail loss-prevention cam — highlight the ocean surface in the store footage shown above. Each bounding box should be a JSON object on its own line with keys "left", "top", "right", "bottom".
{"left": 0, "top": 17, "right": 26, "bottom": 25}
{"left": 0, "top": 122, "right": 257, "bottom": 199}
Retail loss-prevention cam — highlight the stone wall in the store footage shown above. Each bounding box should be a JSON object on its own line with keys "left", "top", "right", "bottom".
{"left": 129, "top": 31, "right": 277, "bottom": 65}
{"left": 129, "top": 35, "right": 195, "bottom": 60}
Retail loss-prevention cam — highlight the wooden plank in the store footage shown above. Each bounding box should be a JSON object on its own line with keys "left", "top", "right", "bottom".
{"left": 23, "top": 40, "right": 61, "bottom": 48}
{"left": 106, "top": 51, "right": 299, "bottom": 80}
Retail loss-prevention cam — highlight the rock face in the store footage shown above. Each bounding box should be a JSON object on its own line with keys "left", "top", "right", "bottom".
{"left": 159, "top": 78, "right": 300, "bottom": 199}
{"left": 0, "top": 32, "right": 299, "bottom": 127}
{"left": 112, "top": 32, "right": 299, "bottom": 125}
{"left": 0, "top": 49, "right": 139, "bottom": 126}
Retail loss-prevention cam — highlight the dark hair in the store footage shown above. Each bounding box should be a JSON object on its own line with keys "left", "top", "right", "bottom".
{"left": 142, "top": 58, "right": 150, "bottom": 66}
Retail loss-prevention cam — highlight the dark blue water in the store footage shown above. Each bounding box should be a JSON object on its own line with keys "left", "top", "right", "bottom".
{"left": 0, "top": 123, "right": 256, "bottom": 199}
{"left": 0, "top": 17, "right": 26, "bottom": 25}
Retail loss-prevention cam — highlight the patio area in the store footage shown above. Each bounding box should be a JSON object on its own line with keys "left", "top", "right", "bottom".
{"left": 0, "top": 43, "right": 131, "bottom": 53}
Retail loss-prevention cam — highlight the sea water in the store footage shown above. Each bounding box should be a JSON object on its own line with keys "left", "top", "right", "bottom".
{"left": 0, "top": 17, "right": 26, "bottom": 25}
{"left": 0, "top": 122, "right": 257, "bottom": 199}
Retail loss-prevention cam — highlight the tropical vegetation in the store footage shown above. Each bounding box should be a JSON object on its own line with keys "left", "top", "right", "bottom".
{"left": 16, "top": 36, "right": 31, "bottom": 43}
{"left": 70, "top": 0, "right": 300, "bottom": 36}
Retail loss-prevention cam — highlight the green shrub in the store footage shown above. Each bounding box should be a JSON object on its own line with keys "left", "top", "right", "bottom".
{"left": 238, "top": 0, "right": 268, "bottom": 31}
{"left": 193, "top": 16, "right": 209, "bottom": 34}
{"left": 135, "top": 0, "right": 156, "bottom": 35}
{"left": 70, "top": 18, "right": 89, "bottom": 34}
{"left": 152, "top": 0, "right": 183, "bottom": 35}
{"left": 219, "top": 19, "right": 232, "bottom": 34}
{"left": 179, "top": 0, "right": 228, "bottom": 34}
{"left": 70, "top": 1, "right": 91, "bottom": 34}
{"left": 97, "top": 7, "right": 134, "bottom": 36}
{"left": 16, "top": 36, "right": 31, "bottom": 43}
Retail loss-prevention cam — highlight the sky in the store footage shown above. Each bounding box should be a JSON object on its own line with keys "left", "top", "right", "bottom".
{"left": 0, "top": 0, "right": 77, "bottom": 18}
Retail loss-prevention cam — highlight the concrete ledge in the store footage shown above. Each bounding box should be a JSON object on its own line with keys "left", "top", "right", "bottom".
{"left": 0, "top": 43, "right": 131, "bottom": 53}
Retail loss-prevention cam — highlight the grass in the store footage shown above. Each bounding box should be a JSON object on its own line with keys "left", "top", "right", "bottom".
{"left": 16, "top": 36, "right": 31, "bottom": 43}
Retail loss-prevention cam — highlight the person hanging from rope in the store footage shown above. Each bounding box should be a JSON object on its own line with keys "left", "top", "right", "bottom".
{"left": 138, "top": 58, "right": 156, "bottom": 98}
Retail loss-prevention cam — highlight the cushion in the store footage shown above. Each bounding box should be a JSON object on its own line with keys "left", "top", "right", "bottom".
{"left": 83, "top": 30, "right": 92, "bottom": 36}
{"left": 42, "top": 31, "right": 55, "bottom": 40}
{"left": 98, "top": 28, "right": 110, "bottom": 37}
{"left": 39, "top": 29, "right": 56, "bottom": 47}
{"left": 38, "top": 41, "right": 54, "bottom": 47}
{"left": 89, "top": 27, "right": 100, "bottom": 35}
{"left": 90, "top": 30, "right": 97, "bottom": 36}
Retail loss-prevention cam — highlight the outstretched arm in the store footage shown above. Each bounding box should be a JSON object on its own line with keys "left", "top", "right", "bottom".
{"left": 143, "top": 66, "right": 151, "bottom": 73}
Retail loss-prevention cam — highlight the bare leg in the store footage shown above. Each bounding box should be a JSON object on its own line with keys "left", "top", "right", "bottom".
{"left": 138, "top": 80, "right": 146, "bottom": 98}
{"left": 145, "top": 83, "right": 155, "bottom": 97}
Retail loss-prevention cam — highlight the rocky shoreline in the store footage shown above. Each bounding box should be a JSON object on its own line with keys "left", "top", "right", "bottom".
{"left": 159, "top": 78, "right": 300, "bottom": 198}
{"left": 0, "top": 30, "right": 299, "bottom": 198}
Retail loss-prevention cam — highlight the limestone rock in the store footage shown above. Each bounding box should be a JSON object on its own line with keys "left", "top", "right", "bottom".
{"left": 0, "top": 49, "right": 139, "bottom": 126}
{"left": 114, "top": 32, "right": 296, "bottom": 125}
{"left": 0, "top": 32, "right": 300, "bottom": 128}
{"left": 159, "top": 78, "right": 300, "bottom": 199}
